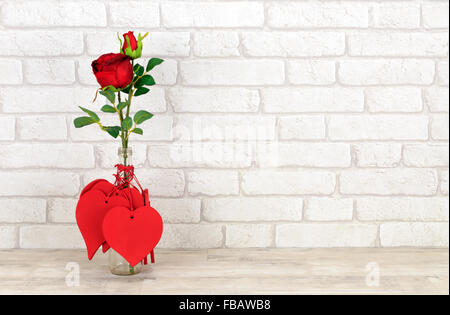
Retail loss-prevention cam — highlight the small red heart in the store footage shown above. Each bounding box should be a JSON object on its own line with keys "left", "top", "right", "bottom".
{"left": 103, "top": 206, "right": 163, "bottom": 267}
{"left": 76, "top": 190, "right": 130, "bottom": 260}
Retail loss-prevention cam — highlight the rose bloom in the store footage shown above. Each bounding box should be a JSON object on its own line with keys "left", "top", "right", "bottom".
{"left": 91, "top": 53, "right": 133, "bottom": 89}
{"left": 123, "top": 31, "right": 138, "bottom": 52}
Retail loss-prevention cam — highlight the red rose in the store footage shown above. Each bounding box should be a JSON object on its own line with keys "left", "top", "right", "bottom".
{"left": 122, "top": 31, "right": 137, "bottom": 51}
{"left": 121, "top": 31, "right": 144, "bottom": 59}
{"left": 91, "top": 53, "right": 133, "bottom": 89}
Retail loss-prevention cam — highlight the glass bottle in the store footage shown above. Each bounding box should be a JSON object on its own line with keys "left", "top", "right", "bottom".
{"left": 108, "top": 147, "right": 143, "bottom": 276}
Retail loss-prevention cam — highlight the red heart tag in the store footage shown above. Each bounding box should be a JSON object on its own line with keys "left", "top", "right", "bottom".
{"left": 76, "top": 190, "right": 131, "bottom": 260}
{"left": 103, "top": 206, "right": 163, "bottom": 267}
{"left": 80, "top": 179, "right": 110, "bottom": 197}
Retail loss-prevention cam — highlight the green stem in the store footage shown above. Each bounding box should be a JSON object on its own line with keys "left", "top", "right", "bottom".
{"left": 118, "top": 91, "right": 128, "bottom": 151}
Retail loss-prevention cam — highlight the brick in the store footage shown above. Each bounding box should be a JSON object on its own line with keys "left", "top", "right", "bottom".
{"left": 262, "top": 88, "right": 364, "bottom": 113}
{"left": 143, "top": 33, "right": 190, "bottom": 57}
{"left": 0, "top": 226, "right": 18, "bottom": 249}
{"left": 0, "top": 31, "right": 83, "bottom": 56}
{"left": 339, "top": 60, "right": 435, "bottom": 85}
{"left": 151, "top": 59, "right": 177, "bottom": 85}
{"left": 279, "top": 116, "right": 326, "bottom": 140}
{"left": 380, "top": 223, "right": 449, "bottom": 247}
{"left": 77, "top": 59, "right": 97, "bottom": 86}
{"left": 354, "top": 143, "right": 402, "bottom": 167}
{"left": 267, "top": 3, "right": 368, "bottom": 28}
{"left": 48, "top": 198, "right": 77, "bottom": 223}
{"left": 257, "top": 143, "right": 351, "bottom": 168}
{"left": 329, "top": 115, "right": 428, "bottom": 140}
{"left": 422, "top": 2, "right": 449, "bottom": 29}
{"left": 0, "top": 59, "right": 22, "bottom": 84}
{"left": 276, "top": 224, "right": 377, "bottom": 248}
{"left": 85, "top": 31, "right": 117, "bottom": 56}
{"left": 109, "top": 2, "right": 159, "bottom": 27}
{"left": 161, "top": 2, "right": 264, "bottom": 28}
{"left": 158, "top": 224, "right": 223, "bottom": 248}
{"left": 0, "top": 144, "right": 94, "bottom": 169}
{"left": 180, "top": 60, "right": 284, "bottom": 86}
{"left": 357, "top": 197, "right": 449, "bottom": 222}
{"left": 1, "top": 87, "right": 102, "bottom": 113}
{"left": 0, "top": 171, "right": 79, "bottom": 196}
{"left": 188, "top": 170, "right": 239, "bottom": 196}
{"left": 437, "top": 61, "right": 449, "bottom": 86}
{"left": 20, "top": 225, "right": 84, "bottom": 248}
{"left": 349, "top": 32, "right": 448, "bottom": 57}
{"left": 96, "top": 143, "right": 147, "bottom": 168}
{"left": 242, "top": 170, "right": 336, "bottom": 196}
{"left": 24, "top": 59, "right": 75, "bottom": 85}
{"left": 131, "top": 87, "right": 167, "bottom": 113}
{"left": 150, "top": 199, "right": 201, "bottom": 223}
{"left": 148, "top": 143, "right": 252, "bottom": 169}
{"left": 135, "top": 116, "right": 173, "bottom": 141}
{"left": 169, "top": 88, "right": 259, "bottom": 113}
{"left": 175, "top": 115, "right": 275, "bottom": 141}
{"left": 425, "top": 87, "right": 449, "bottom": 113}
{"left": 366, "top": 87, "right": 422, "bottom": 112}
{"left": 17, "top": 116, "right": 67, "bottom": 140}
{"left": 226, "top": 224, "right": 273, "bottom": 248}
{"left": 304, "top": 198, "right": 353, "bottom": 222}
{"left": 1, "top": 1, "right": 106, "bottom": 26}
{"left": 242, "top": 32, "right": 345, "bottom": 57}
{"left": 372, "top": 3, "right": 420, "bottom": 28}
{"left": 441, "top": 170, "right": 449, "bottom": 195}
{"left": 137, "top": 169, "right": 185, "bottom": 198}
{"left": 340, "top": 169, "right": 438, "bottom": 196}
{"left": 431, "top": 114, "right": 449, "bottom": 140}
{"left": 194, "top": 32, "right": 239, "bottom": 57}
{"left": 287, "top": 60, "right": 335, "bottom": 85}
{"left": 203, "top": 198, "right": 303, "bottom": 222}
{"left": 0, "top": 198, "right": 46, "bottom": 223}
{"left": 404, "top": 144, "right": 449, "bottom": 167}
{"left": 0, "top": 117, "right": 15, "bottom": 141}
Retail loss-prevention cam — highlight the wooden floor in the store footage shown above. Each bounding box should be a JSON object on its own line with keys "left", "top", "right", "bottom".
{"left": 0, "top": 248, "right": 448, "bottom": 295}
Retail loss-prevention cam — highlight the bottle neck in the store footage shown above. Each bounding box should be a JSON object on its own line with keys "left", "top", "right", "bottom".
{"left": 118, "top": 147, "right": 133, "bottom": 166}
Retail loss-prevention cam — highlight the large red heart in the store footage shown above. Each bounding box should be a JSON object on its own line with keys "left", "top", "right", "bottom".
{"left": 103, "top": 206, "right": 163, "bottom": 267}
{"left": 76, "top": 190, "right": 131, "bottom": 260}
{"left": 80, "top": 179, "right": 113, "bottom": 197}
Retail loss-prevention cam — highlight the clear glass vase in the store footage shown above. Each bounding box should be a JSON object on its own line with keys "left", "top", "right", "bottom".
{"left": 108, "top": 147, "right": 143, "bottom": 276}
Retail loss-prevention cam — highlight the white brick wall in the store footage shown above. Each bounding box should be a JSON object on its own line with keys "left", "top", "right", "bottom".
{"left": 0, "top": 0, "right": 448, "bottom": 249}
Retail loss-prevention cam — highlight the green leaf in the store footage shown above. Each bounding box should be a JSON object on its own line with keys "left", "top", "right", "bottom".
{"left": 121, "top": 117, "right": 133, "bottom": 130}
{"left": 146, "top": 58, "right": 164, "bottom": 72}
{"left": 74, "top": 116, "right": 95, "bottom": 128}
{"left": 117, "top": 101, "right": 128, "bottom": 111}
{"left": 134, "top": 87, "right": 150, "bottom": 97}
{"left": 132, "top": 128, "right": 143, "bottom": 135}
{"left": 133, "top": 110, "right": 153, "bottom": 125}
{"left": 103, "top": 126, "right": 121, "bottom": 138}
{"left": 99, "top": 90, "right": 115, "bottom": 104}
{"left": 79, "top": 106, "right": 99, "bottom": 122}
{"left": 101, "top": 105, "right": 116, "bottom": 113}
{"left": 136, "top": 75, "right": 155, "bottom": 87}
{"left": 133, "top": 64, "right": 144, "bottom": 76}
{"left": 122, "top": 85, "right": 131, "bottom": 94}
